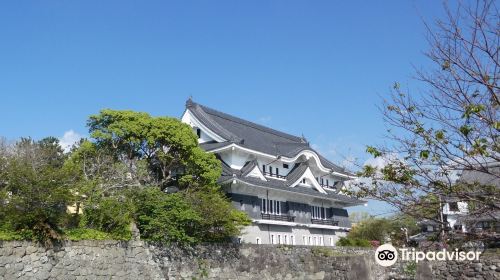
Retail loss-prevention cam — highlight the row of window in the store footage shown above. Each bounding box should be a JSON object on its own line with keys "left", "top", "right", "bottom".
{"left": 316, "top": 177, "right": 331, "bottom": 186}
{"left": 260, "top": 199, "right": 332, "bottom": 220}
{"left": 265, "top": 234, "right": 296, "bottom": 245}
{"left": 261, "top": 198, "right": 282, "bottom": 215}
{"left": 311, "top": 206, "right": 328, "bottom": 220}
{"left": 303, "top": 236, "right": 336, "bottom": 246}
{"left": 255, "top": 235, "right": 336, "bottom": 246}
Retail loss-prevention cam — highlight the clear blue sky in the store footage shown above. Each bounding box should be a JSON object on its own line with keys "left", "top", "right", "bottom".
{"left": 0, "top": 1, "right": 448, "bottom": 215}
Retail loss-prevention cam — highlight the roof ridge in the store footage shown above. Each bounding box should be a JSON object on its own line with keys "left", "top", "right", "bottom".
{"left": 193, "top": 102, "right": 305, "bottom": 143}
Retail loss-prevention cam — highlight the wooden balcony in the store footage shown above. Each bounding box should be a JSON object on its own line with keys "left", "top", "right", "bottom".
{"left": 311, "top": 219, "right": 339, "bottom": 226}
{"left": 261, "top": 213, "right": 295, "bottom": 222}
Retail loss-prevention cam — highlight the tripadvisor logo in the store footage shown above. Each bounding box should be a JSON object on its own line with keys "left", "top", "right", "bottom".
{"left": 374, "top": 244, "right": 483, "bottom": 267}
{"left": 375, "top": 244, "right": 398, "bottom": 267}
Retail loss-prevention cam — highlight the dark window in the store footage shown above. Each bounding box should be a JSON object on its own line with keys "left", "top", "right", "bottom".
{"left": 321, "top": 178, "right": 324, "bottom": 185}
{"left": 262, "top": 165, "right": 265, "bottom": 172}
{"left": 326, "top": 179, "right": 329, "bottom": 186}
{"left": 283, "top": 164, "right": 289, "bottom": 169}
{"left": 276, "top": 167, "right": 279, "bottom": 175}
{"left": 269, "top": 166, "right": 273, "bottom": 175}
{"left": 196, "top": 128, "right": 201, "bottom": 138}
{"left": 449, "top": 202, "right": 459, "bottom": 211}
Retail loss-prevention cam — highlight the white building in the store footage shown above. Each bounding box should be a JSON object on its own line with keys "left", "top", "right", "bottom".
{"left": 181, "top": 99, "right": 365, "bottom": 246}
{"left": 414, "top": 162, "right": 500, "bottom": 240}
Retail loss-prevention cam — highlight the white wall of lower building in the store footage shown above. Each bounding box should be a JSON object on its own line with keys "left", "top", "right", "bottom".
{"left": 239, "top": 223, "right": 346, "bottom": 246}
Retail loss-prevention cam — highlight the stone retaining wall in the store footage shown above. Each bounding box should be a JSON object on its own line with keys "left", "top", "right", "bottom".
{"left": 0, "top": 241, "right": 498, "bottom": 279}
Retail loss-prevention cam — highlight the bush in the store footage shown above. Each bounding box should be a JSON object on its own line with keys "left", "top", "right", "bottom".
{"left": 0, "top": 138, "right": 73, "bottom": 243}
{"left": 132, "top": 187, "right": 202, "bottom": 244}
{"left": 183, "top": 188, "right": 251, "bottom": 243}
{"left": 336, "top": 237, "right": 372, "bottom": 247}
{"left": 132, "top": 187, "right": 250, "bottom": 245}
{"left": 80, "top": 195, "right": 133, "bottom": 239}
{"left": 64, "top": 228, "right": 126, "bottom": 240}
{"left": 0, "top": 228, "right": 29, "bottom": 241}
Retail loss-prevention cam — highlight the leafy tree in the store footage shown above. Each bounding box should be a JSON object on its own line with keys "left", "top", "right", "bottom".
{"left": 86, "top": 110, "right": 221, "bottom": 190}
{"left": 0, "top": 138, "right": 73, "bottom": 243}
{"left": 348, "top": 217, "right": 392, "bottom": 243}
{"left": 353, "top": 0, "right": 499, "bottom": 243}
{"left": 343, "top": 214, "right": 419, "bottom": 247}
{"left": 68, "top": 110, "right": 250, "bottom": 243}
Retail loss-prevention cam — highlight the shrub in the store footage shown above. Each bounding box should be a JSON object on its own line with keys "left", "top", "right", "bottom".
{"left": 132, "top": 187, "right": 202, "bottom": 244}
{"left": 0, "top": 138, "right": 73, "bottom": 243}
{"left": 80, "top": 195, "right": 133, "bottom": 239}
{"left": 336, "top": 237, "right": 372, "bottom": 247}
{"left": 64, "top": 228, "right": 126, "bottom": 240}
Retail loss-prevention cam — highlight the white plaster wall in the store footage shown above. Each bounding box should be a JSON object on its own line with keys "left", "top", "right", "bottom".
{"left": 219, "top": 150, "right": 250, "bottom": 170}
{"left": 180, "top": 109, "right": 224, "bottom": 143}
{"left": 442, "top": 201, "right": 469, "bottom": 215}
{"left": 239, "top": 223, "right": 345, "bottom": 246}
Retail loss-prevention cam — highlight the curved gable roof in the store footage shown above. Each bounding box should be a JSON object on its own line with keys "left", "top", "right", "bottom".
{"left": 186, "top": 99, "right": 350, "bottom": 175}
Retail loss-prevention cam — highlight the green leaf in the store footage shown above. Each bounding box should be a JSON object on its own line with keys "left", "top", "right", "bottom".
{"left": 419, "top": 150, "right": 429, "bottom": 159}
{"left": 366, "top": 146, "right": 382, "bottom": 158}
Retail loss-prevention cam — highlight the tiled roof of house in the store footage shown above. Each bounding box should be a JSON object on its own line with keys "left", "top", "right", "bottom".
{"left": 285, "top": 162, "right": 309, "bottom": 187}
{"left": 458, "top": 162, "right": 500, "bottom": 187}
{"left": 219, "top": 160, "right": 364, "bottom": 205}
{"left": 186, "top": 99, "right": 350, "bottom": 175}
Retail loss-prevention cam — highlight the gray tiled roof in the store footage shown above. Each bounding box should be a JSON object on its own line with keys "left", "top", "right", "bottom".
{"left": 219, "top": 161, "right": 364, "bottom": 205}
{"left": 220, "top": 175, "right": 364, "bottom": 205}
{"left": 285, "top": 162, "right": 309, "bottom": 186}
{"left": 458, "top": 162, "right": 500, "bottom": 187}
{"left": 240, "top": 159, "right": 258, "bottom": 176}
{"left": 186, "top": 99, "right": 349, "bottom": 174}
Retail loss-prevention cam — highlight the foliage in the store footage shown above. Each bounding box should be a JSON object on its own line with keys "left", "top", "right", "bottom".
{"left": 70, "top": 110, "right": 249, "bottom": 244}
{"left": 86, "top": 109, "right": 221, "bottom": 190}
{"left": 344, "top": 214, "right": 419, "bottom": 247}
{"left": 0, "top": 227, "right": 30, "bottom": 241}
{"left": 79, "top": 195, "right": 134, "bottom": 239}
{"left": 64, "top": 228, "right": 119, "bottom": 241}
{"left": 336, "top": 237, "right": 371, "bottom": 247}
{"left": 132, "top": 187, "right": 250, "bottom": 244}
{"left": 132, "top": 187, "right": 202, "bottom": 244}
{"left": 348, "top": 218, "right": 392, "bottom": 243}
{"left": 0, "top": 138, "right": 74, "bottom": 243}
{"left": 0, "top": 109, "right": 250, "bottom": 244}
{"left": 183, "top": 188, "right": 251, "bottom": 243}
{"left": 352, "top": 0, "right": 500, "bottom": 243}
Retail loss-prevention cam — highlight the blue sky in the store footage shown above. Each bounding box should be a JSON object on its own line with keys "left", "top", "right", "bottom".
{"left": 0, "top": 1, "right": 448, "bottom": 216}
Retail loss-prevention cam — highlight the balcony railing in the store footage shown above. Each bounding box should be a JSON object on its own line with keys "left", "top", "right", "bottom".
{"left": 311, "top": 219, "right": 339, "bottom": 226}
{"left": 320, "top": 184, "right": 337, "bottom": 190}
{"left": 261, "top": 213, "right": 295, "bottom": 222}
{"left": 263, "top": 171, "right": 286, "bottom": 179}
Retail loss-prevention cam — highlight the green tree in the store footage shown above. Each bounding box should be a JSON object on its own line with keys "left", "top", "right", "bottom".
{"left": 0, "top": 138, "right": 73, "bottom": 243}
{"left": 86, "top": 109, "right": 221, "bottom": 190}
{"left": 68, "top": 110, "right": 250, "bottom": 243}
{"left": 342, "top": 214, "right": 419, "bottom": 247}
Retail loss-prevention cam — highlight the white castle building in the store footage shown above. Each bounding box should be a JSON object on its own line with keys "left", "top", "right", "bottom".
{"left": 181, "top": 99, "right": 365, "bottom": 246}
